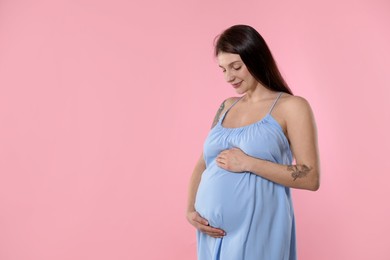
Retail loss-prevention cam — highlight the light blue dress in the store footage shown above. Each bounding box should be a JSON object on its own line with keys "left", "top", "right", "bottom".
{"left": 195, "top": 93, "right": 297, "bottom": 260}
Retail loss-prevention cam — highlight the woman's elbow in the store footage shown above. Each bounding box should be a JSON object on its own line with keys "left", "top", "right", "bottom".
{"left": 308, "top": 181, "right": 320, "bottom": 191}
{"left": 307, "top": 170, "right": 320, "bottom": 191}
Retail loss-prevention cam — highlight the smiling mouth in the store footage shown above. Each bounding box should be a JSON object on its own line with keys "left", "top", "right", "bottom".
{"left": 232, "top": 81, "right": 242, "bottom": 88}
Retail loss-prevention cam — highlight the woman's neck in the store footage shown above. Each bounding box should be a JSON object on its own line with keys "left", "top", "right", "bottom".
{"left": 243, "top": 84, "right": 276, "bottom": 103}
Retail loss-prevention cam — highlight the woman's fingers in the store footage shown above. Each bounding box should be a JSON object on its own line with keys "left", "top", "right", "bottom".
{"left": 216, "top": 154, "right": 226, "bottom": 167}
{"left": 198, "top": 224, "right": 226, "bottom": 238}
{"left": 187, "top": 211, "right": 226, "bottom": 238}
{"left": 192, "top": 212, "right": 209, "bottom": 226}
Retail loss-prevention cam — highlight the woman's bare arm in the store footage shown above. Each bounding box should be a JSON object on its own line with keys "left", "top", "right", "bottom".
{"left": 186, "top": 98, "right": 237, "bottom": 237}
{"left": 216, "top": 96, "right": 320, "bottom": 191}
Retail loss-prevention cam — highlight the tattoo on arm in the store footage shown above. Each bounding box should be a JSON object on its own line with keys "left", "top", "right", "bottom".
{"left": 211, "top": 101, "right": 225, "bottom": 128}
{"left": 287, "top": 164, "right": 312, "bottom": 181}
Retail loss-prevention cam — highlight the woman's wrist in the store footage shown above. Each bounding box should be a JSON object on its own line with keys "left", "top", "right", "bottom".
{"left": 243, "top": 156, "right": 255, "bottom": 172}
{"left": 187, "top": 205, "right": 196, "bottom": 213}
{"left": 244, "top": 156, "right": 266, "bottom": 173}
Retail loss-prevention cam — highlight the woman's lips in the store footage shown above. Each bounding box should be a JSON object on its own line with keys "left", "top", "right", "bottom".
{"left": 232, "top": 81, "right": 242, "bottom": 88}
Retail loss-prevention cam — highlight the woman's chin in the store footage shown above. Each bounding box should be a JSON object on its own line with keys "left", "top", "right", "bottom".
{"left": 234, "top": 88, "right": 246, "bottom": 95}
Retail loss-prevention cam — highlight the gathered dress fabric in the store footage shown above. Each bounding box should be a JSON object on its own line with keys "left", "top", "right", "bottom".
{"left": 195, "top": 93, "right": 297, "bottom": 260}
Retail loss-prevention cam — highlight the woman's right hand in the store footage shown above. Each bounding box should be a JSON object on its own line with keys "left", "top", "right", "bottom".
{"left": 186, "top": 211, "right": 226, "bottom": 238}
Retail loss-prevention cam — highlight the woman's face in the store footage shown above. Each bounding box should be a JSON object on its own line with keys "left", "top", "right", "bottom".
{"left": 217, "top": 52, "right": 258, "bottom": 94}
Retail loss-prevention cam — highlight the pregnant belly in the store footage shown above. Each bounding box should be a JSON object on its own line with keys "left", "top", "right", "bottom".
{"left": 194, "top": 165, "right": 257, "bottom": 233}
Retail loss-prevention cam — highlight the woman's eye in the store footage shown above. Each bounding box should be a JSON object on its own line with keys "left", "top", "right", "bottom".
{"left": 233, "top": 66, "right": 241, "bottom": 71}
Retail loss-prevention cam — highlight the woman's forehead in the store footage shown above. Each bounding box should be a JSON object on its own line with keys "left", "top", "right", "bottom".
{"left": 217, "top": 52, "right": 242, "bottom": 67}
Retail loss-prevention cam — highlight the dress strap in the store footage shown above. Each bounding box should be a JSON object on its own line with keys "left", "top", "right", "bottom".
{"left": 220, "top": 96, "right": 244, "bottom": 121}
{"left": 268, "top": 92, "right": 283, "bottom": 115}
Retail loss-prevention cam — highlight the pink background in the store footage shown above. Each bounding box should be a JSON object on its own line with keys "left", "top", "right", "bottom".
{"left": 1, "top": 0, "right": 389, "bottom": 259}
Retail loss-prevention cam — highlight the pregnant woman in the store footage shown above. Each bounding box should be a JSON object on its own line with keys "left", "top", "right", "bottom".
{"left": 186, "top": 25, "right": 320, "bottom": 260}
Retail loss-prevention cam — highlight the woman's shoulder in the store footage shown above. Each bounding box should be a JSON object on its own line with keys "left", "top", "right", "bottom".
{"left": 220, "top": 96, "right": 242, "bottom": 114}
{"left": 222, "top": 96, "right": 241, "bottom": 108}
{"left": 278, "top": 93, "right": 314, "bottom": 120}
{"left": 211, "top": 96, "right": 240, "bottom": 127}
{"left": 279, "top": 94, "right": 311, "bottom": 111}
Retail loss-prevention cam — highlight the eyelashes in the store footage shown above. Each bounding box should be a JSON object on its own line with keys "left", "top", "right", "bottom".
{"left": 221, "top": 66, "right": 242, "bottom": 73}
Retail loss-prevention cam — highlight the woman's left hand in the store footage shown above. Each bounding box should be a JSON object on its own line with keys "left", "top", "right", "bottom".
{"left": 216, "top": 148, "right": 250, "bottom": 173}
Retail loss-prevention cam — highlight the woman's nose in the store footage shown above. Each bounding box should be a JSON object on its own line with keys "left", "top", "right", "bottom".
{"left": 224, "top": 71, "right": 235, "bottom": 82}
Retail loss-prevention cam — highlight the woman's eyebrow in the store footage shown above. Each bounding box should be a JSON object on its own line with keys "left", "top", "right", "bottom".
{"left": 218, "top": 61, "right": 241, "bottom": 68}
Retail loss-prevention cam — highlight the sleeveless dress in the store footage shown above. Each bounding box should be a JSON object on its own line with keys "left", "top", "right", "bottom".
{"left": 195, "top": 93, "right": 297, "bottom": 260}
